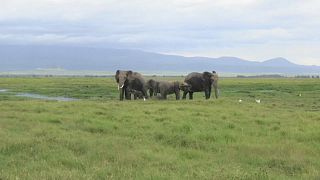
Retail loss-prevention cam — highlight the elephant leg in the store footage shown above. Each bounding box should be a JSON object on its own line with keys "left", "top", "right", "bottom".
{"left": 205, "top": 89, "right": 210, "bottom": 99}
{"left": 119, "top": 88, "right": 124, "bottom": 101}
{"left": 134, "top": 94, "right": 137, "bottom": 100}
{"left": 176, "top": 91, "right": 180, "bottom": 100}
{"left": 182, "top": 91, "right": 188, "bottom": 99}
{"left": 160, "top": 91, "right": 166, "bottom": 99}
{"left": 149, "top": 89, "right": 154, "bottom": 97}
{"left": 125, "top": 88, "right": 131, "bottom": 100}
{"left": 142, "top": 87, "right": 148, "bottom": 99}
{"left": 163, "top": 93, "right": 167, "bottom": 100}
{"left": 154, "top": 90, "right": 158, "bottom": 96}
{"left": 208, "top": 86, "right": 212, "bottom": 98}
{"left": 189, "top": 92, "right": 193, "bottom": 100}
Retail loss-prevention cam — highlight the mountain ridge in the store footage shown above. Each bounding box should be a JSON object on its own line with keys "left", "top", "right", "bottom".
{"left": 262, "top": 57, "right": 297, "bottom": 66}
{"left": 0, "top": 45, "right": 319, "bottom": 74}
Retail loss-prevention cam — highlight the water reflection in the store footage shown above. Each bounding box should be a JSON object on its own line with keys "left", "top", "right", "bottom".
{"left": 16, "top": 93, "right": 78, "bottom": 101}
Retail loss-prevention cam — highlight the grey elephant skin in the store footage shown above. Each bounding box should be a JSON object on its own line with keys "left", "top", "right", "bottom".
{"left": 182, "top": 71, "right": 219, "bottom": 100}
{"left": 146, "top": 79, "right": 159, "bottom": 97}
{"left": 157, "top": 81, "right": 181, "bottom": 100}
{"left": 115, "top": 70, "right": 148, "bottom": 101}
{"left": 129, "top": 89, "right": 145, "bottom": 99}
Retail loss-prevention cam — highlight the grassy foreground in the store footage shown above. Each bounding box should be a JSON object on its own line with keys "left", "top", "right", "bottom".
{"left": 0, "top": 77, "right": 319, "bottom": 179}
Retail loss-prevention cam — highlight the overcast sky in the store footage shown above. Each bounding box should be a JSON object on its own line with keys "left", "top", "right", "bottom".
{"left": 0, "top": 0, "right": 319, "bottom": 65}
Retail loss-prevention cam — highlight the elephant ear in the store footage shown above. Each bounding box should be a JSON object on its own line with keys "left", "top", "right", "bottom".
{"left": 126, "top": 70, "right": 133, "bottom": 76}
{"left": 173, "top": 81, "right": 180, "bottom": 87}
{"left": 149, "top": 79, "right": 156, "bottom": 87}
{"left": 115, "top": 70, "right": 120, "bottom": 83}
{"left": 212, "top": 71, "right": 218, "bottom": 82}
{"left": 180, "top": 82, "right": 191, "bottom": 91}
{"left": 147, "top": 79, "right": 153, "bottom": 84}
{"left": 203, "top": 71, "right": 212, "bottom": 80}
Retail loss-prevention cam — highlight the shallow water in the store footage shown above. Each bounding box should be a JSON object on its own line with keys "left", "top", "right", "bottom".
{"left": 0, "top": 89, "right": 8, "bottom": 92}
{"left": 0, "top": 88, "right": 77, "bottom": 101}
{"left": 15, "top": 93, "right": 78, "bottom": 102}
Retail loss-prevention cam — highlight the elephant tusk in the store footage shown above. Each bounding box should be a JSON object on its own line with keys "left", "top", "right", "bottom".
{"left": 120, "top": 84, "right": 124, "bottom": 89}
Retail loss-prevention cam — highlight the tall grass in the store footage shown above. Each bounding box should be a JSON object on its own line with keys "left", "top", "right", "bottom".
{"left": 0, "top": 77, "right": 319, "bottom": 179}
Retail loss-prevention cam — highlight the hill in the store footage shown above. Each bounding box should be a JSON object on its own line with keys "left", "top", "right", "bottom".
{"left": 0, "top": 45, "right": 319, "bottom": 74}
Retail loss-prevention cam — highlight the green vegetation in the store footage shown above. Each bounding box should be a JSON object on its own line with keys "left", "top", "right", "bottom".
{"left": 0, "top": 77, "right": 319, "bottom": 179}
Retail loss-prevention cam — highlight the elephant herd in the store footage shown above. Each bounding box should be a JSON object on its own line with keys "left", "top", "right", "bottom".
{"left": 115, "top": 70, "right": 219, "bottom": 101}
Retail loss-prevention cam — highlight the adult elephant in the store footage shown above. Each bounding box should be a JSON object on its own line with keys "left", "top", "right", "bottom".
{"left": 182, "top": 71, "right": 219, "bottom": 100}
{"left": 146, "top": 79, "right": 159, "bottom": 97}
{"left": 115, "top": 70, "right": 148, "bottom": 101}
{"left": 157, "top": 81, "right": 180, "bottom": 100}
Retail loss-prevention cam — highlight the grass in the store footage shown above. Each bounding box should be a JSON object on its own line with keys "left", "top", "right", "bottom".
{"left": 0, "top": 77, "right": 320, "bottom": 179}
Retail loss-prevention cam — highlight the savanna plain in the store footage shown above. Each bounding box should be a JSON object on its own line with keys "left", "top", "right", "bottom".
{"left": 0, "top": 77, "right": 319, "bottom": 179}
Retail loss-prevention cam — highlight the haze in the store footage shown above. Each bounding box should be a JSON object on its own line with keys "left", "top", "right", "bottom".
{"left": 1, "top": 0, "right": 319, "bottom": 65}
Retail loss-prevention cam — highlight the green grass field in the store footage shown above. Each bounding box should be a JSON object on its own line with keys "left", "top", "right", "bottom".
{"left": 0, "top": 77, "right": 319, "bottom": 179}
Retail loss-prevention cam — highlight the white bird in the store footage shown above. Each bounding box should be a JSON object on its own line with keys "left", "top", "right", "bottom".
{"left": 299, "top": 93, "right": 302, "bottom": 97}
{"left": 255, "top": 99, "right": 261, "bottom": 103}
{"left": 239, "top": 99, "right": 243, "bottom": 103}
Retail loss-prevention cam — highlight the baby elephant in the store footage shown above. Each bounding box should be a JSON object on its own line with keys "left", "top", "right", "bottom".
{"left": 146, "top": 79, "right": 159, "bottom": 97}
{"left": 180, "top": 82, "right": 192, "bottom": 92}
{"left": 129, "top": 89, "right": 145, "bottom": 100}
{"left": 157, "top": 81, "right": 180, "bottom": 100}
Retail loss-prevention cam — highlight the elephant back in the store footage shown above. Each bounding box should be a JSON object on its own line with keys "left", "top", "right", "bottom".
{"left": 184, "top": 72, "right": 202, "bottom": 82}
{"left": 173, "top": 81, "right": 180, "bottom": 89}
{"left": 184, "top": 72, "right": 204, "bottom": 88}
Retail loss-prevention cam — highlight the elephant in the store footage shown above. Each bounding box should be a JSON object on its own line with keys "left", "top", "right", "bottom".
{"left": 115, "top": 70, "right": 148, "bottom": 101}
{"left": 157, "top": 81, "right": 180, "bottom": 100}
{"left": 182, "top": 71, "right": 219, "bottom": 100}
{"left": 129, "top": 89, "right": 145, "bottom": 100}
{"left": 146, "top": 79, "right": 159, "bottom": 97}
{"left": 180, "top": 82, "right": 192, "bottom": 92}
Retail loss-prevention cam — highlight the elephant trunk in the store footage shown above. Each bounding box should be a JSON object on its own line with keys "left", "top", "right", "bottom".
{"left": 118, "top": 80, "right": 125, "bottom": 89}
{"left": 214, "top": 86, "right": 219, "bottom": 99}
{"left": 212, "top": 71, "right": 219, "bottom": 99}
{"left": 118, "top": 82, "right": 125, "bottom": 101}
{"left": 212, "top": 81, "right": 219, "bottom": 99}
{"left": 119, "top": 87, "right": 124, "bottom": 101}
{"left": 117, "top": 84, "right": 125, "bottom": 90}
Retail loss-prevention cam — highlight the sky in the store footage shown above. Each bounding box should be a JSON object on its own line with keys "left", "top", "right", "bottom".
{"left": 0, "top": 0, "right": 319, "bottom": 65}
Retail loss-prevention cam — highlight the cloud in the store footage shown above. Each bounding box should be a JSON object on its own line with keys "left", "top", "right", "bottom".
{"left": 0, "top": 0, "right": 319, "bottom": 65}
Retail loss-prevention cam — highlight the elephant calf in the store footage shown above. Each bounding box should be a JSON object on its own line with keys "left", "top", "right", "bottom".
{"left": 157, "top": 81, "right": 180, "bottom": 100}
{"left": 180, "top": 82, "right": 192, "bottom": 92}
{"left": 146, "top": 79, "right": 159, "bottom": 97}
{"left": 129, "top": 89, "right": 145, "bottom": 100}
